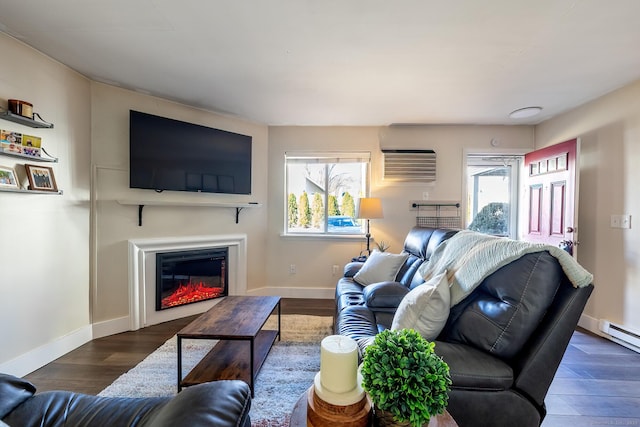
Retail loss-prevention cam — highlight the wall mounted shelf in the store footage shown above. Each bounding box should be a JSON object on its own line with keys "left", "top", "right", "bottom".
{"left": 0, "top": 187, "right": 63, "bottom": 195}
{"left": 116, "top": 199, "right": 262, "bottom": 226}
{"left": 0, "top": 147, "right": 58, "bottom": 162}
{"left": 0, "top": 147, "right": 62, "bottom": 194}
{"left": 0, "top": 111, "right": 54, "bottom": 128}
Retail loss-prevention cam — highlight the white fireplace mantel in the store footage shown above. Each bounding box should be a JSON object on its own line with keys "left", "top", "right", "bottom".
{"left": 128, "top": 234, "right": 247, "bottom": 330}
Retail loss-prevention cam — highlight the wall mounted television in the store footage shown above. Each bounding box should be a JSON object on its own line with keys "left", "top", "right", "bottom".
{"left": 129, "top": 110, "right": 252, "bottom": 195}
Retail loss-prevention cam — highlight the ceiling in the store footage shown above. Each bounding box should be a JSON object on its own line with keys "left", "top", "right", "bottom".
{"left": 2, "top": 1, "right": 640, "bottom": 126}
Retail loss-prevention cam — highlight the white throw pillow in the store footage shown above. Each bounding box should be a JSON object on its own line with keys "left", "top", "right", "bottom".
{"left": 353, "top": 251, "right": 409, "bottom": 286}
{"left": 391, "top": 270, "right": 450, "bottom": 340}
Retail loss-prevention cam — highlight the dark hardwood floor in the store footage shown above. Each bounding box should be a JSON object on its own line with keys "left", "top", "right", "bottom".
{"left": 542, "top": 328, "right": 640, "bottom": 426}
{"left": 23, "top": 298, "right": 640, "bottom": 425}
{"left": 24, "top": 298, "right": 334, "bottom": 395}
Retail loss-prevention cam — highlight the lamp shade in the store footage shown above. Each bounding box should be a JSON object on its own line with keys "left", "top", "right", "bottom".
{"left": 356, "top": 198, "right": 383, "bottom": 219}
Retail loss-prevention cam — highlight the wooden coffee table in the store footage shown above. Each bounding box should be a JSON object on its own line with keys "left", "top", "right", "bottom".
{"left": 289, "top": 387, "right": 458, "bottom": 427}
{"left": 176, "top": 295, "right": 281, "bottom": 396}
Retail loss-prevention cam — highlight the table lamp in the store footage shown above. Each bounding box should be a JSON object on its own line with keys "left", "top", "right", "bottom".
{"left": 355, "top": 197, "right": 383, "bottom": 255}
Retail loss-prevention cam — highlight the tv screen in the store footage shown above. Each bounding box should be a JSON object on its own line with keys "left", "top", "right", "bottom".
{"left": 129, "top": 110, "right": 252, "bottom": 195}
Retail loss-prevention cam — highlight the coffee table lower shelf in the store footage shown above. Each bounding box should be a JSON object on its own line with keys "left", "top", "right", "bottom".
{"left": 179, "top": 329, "right": 278, "bottom": 391}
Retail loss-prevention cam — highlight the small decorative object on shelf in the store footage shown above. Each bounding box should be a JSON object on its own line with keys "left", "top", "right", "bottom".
{"left": 24, "top": 164, "right": 58, "bottom": 192}
{"left": 20, "top": 134, "right": 42, "bottom": 157}
{"left": 0, "top": 165, "right": 20, "bottom": 189}
{"left": 361, "top": 329, "right": 451, "bottom": 427}
{"left": 7, "top": 99, "right": 33, "bottom": 119}
{"left": 1, "top": 102, "right": 54, "bottom": 129}
{"left": 1, "top": 129, "right": 23, "bottom": 154}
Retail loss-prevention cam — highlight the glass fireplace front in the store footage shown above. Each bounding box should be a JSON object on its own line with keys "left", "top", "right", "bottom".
{"left": 156, "top": 248, "right": 228, "bottom": 310}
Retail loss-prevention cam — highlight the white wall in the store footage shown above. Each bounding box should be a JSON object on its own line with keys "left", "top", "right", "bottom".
{"left": 0, "top": 34, "right": 91, "bottom": 375}
{"left": 265, "top": 125, "right": 534, "bottom": 297}
{"left": 535, "top": 79, "right": 640, "bottom": 333}
{"left": 90, "top": 83, "right": 269, "bottom": 333}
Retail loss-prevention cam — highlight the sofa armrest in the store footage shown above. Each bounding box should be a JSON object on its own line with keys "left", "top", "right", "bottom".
{"left": 343, "top": 262, "right": 364, "bottom": 278}
{"left": 0, "top": 374, "right": 36, "bottom": 419}
{"left": 2, "top": 379, "right": 251, "bottom": 427}
{"left": 363, "top": 281, "right": 409, "bottom": 309}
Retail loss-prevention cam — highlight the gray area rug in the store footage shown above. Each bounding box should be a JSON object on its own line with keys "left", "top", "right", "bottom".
{"left": 98, "top": 314, "right": 334, "bottom": 427}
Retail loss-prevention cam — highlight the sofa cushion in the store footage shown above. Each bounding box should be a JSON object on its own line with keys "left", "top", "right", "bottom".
{"left": 337, "top": 305, "right": 381, "bottom": 353}
{"left": 391, "top": 270, "right": 450, "bottom": 340}
{"left": 353, "top": 251, "right": 409, "bottom": 286}
{"left": 335, "top": 277, "right": 365, "bottom": 298}
{"left": 441, "top": 252, "right": 563, "bottom": 359}
{"left": 394, "top": 254, "right": 424, "bottom": 286}
{"left": 363, "top": 281, "right": 410, "bottom": 309}
{"left": 434, "top": 341, "right": 514, "bottom": 391}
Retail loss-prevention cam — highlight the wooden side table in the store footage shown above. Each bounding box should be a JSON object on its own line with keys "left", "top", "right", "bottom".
{"left": 289, "top": 388, "right": 458, "bottom": 427}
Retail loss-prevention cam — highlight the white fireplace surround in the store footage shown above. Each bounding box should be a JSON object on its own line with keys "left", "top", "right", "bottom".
{"left": 128, "top": 234, "right": 247, "bottom": 330}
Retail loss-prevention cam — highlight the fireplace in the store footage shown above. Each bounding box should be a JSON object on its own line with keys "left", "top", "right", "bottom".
{"left": 156, "top": 248, "right": 228, "bottom": 310}
{"left": 128, "top": 234, "right": 248, "bottom": 330}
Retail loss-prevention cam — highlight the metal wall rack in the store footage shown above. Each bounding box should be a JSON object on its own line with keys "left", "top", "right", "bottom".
{"left": 411, "top": 202, "right": 462, "bottom": 229}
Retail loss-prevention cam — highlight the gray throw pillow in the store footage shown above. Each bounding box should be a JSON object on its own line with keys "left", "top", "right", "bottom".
{"left": 353, "top": 250, "right": 409, "bottom": 286}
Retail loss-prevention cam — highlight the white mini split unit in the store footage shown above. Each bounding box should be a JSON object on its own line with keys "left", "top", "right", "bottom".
{"left": 382, "top": 149, "right": 436, "bottom": 183}
{"left": 598, "top": 319, "right": 640, "bottom": 353}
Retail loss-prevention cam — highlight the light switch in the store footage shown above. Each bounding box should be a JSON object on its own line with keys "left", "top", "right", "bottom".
{"left": 610, "top": 214, "right": 632, "bottom": 229}
{"left": 611, "top": 215, "right": 621, "bottom": 228}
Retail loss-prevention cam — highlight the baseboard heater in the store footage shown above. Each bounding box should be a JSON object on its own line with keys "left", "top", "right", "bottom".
{"left": 598, "top": 320, "right": 640, "bottom": 353}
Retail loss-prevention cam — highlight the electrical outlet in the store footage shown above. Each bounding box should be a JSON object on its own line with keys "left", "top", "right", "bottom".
{"left": 289, "top": 264, "right": 296, "bottom": 274}
{"left": 423, "top": 191, "right": 430, "bottom": 200}
{"left": 332, "top": 265, "right": 340, "bottom": 276}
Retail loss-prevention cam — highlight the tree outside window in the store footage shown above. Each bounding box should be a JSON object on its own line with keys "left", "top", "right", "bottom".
{"left": 285, "top": 152, "right": 369, "bottom": 234}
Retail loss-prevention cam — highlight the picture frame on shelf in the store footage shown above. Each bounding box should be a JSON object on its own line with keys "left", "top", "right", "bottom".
{"left": 24, "top": 164, "right": 58, "bottom": 192}
{"left": 0, "top": 164, "right": 20, "bottom": 189}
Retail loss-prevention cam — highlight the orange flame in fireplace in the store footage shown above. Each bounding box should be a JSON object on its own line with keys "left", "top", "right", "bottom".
{"left": 161, "top": 281, "right": 225, "bottom": 308}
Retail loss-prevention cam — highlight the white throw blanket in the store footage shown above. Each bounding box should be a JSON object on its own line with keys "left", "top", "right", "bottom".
{"left": 417, "top": 230, "right": 594, "bottom": 306}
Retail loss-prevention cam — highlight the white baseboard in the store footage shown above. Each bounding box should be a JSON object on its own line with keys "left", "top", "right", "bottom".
{"left": 92, "top": 315, "right": 131, "bottom": 339}
{"left": 246, "top": 286, "right": 335, "bottom": 299}
{"left": 578, "top": 313, "right": 600, "bottom": 333}
{"left": 0, "top": 326, "right": 92, "bottom": 377}
{"left": 90, "top": 288, "right": 334, "bottom": 339}
{"left": 578, "top": 313, "right": 640, "bottom": 353}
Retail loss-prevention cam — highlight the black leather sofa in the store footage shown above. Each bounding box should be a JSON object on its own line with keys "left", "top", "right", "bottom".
{"left": 335, "top": 227, "right": 593, "bottom": 427}
{"left": 0, "top": 373, "right": 251, "bottom": 427}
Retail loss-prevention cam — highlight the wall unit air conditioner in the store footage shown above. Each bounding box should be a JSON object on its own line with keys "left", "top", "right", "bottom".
{"left": 382, "top": 149, "right": 436, "bottom": 183}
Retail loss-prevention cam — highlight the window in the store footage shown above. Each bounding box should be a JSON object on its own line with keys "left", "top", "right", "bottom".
{"left": 285, "top": 152, "right": 370, "bottom": 235}
{"left": 466, "top": 154, "right": 521, "bottom": 238}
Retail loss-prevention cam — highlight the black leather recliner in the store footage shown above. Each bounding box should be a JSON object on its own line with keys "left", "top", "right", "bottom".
{"left": 335, "top": 227, "right": 594, "bottom": 427}
{"left": 0, "top": 373, "right": 251, "bottom": 427}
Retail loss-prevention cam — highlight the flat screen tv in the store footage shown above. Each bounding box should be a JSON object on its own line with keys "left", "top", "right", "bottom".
{"left": 129, "top": 110, "right": 252, "bottom": 195}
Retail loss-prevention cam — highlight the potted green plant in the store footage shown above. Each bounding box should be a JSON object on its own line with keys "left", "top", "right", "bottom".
{"left": 376, "top": 240, "right": 390, "bottom": 252}
{"left": 360, "top": 329, "right": 451, "bottom": 427}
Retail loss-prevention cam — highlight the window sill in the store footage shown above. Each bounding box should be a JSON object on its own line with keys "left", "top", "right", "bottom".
{"left": 280, "top": 232, "right": 364, "bottom": 240}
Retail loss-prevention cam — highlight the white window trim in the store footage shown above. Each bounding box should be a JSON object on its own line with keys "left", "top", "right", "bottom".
{"left": 284, "top": 151, "right": 372, "bottom": 236}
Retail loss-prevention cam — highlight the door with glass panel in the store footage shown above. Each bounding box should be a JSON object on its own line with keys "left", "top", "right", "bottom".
{"left": 466, "top": 155, "right": 521, "bottom": 239}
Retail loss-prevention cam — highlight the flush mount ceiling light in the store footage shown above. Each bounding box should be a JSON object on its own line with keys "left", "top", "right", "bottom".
{"left": 509, "top": 106, "right": 543, "bottom": 119}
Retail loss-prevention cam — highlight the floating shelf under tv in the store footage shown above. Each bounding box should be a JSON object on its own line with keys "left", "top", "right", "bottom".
{"left": 116, "top": 198, "right": 262, "bottom": 226}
